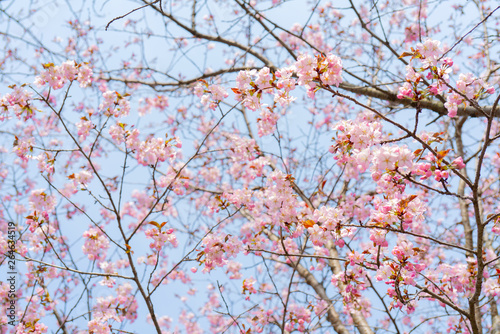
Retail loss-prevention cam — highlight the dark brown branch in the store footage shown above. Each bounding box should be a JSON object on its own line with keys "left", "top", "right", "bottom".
{"left": 102, "top": 73, "right": 499, "bottom": 117}
{"left": 339, "top": 82, "right": 497, "bottom": 117}
{"left": 101, "top": 66, "right": 251, "bottom": 88}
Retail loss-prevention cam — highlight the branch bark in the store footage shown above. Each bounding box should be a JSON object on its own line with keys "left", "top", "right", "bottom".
{"left": 103, "top": 73, "right": 500, "bottom": 118}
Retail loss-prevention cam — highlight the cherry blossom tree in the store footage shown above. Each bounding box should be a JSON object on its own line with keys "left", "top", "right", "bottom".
{"left": 1, "top": 0, "right": 500, "bottom": 333}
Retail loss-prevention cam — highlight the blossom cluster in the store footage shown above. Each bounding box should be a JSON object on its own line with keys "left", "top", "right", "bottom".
{"left": 194, "top": 79, "right": 229, "bottom": 110}
{"left": 331, "top": 115, "right": 467, "bottom": 186}
{"left": 99, "top": 91, "right": 130, "bottom": 117}
{"left": 145, "top": 226, "right": 178, "bottom": 252}
{"left": 88, "top": 283, "right": 138, "bottom": 334}
{"left": 34, "top": 60, "right": 93, "bottom": 89}
{"left": 261, "top": 170, "right": 302, "bottom": 229}
{"left": 133, "top": 137, "right": 179, "bottom": 166}
{"left": 330, "top": 116, "right": 383, "bottom": 178}
{"left": 29, "top": 189, "right": 57, "bottom": 212}
{"left": 0, "top": 85, "right": 33, "bottom": 121}
{"left": 75, "top": 116, "right": 94, "bottom": 142}
{"left": 193, "top": 52, "right": 343, "bottom": 137}
{"left": 398, "top": 39, "right": 495, "bottom": 117}
{"left": 444, "top": 72, "right": 495, "bottom": 117}
{"left": 308, "top": 205, "right": 350, "bottom": 247}
{"left": 81, "top": 227, "right": 110, "bottom": 262}
{"left": 13, "top": 136, "right": 36, "bottom": 163}
{"left": 295, "top": 53, "right": 343, "bottom": 98}
{"left": 109, "top": 123, "right": 181, "bottom": 166}
{"left": 199, "top": 234, "right": 242, "bottom": 273}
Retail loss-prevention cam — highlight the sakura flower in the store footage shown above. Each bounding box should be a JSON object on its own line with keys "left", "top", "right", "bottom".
{"left": 397, "top": 82, "right": 415, "bottom": 99}
{"left": 72, "top": 170, "right": 93, "bottom": 187}
{"left": 29, "top": 189, "right": 57, "bottom": 212}
{"left": 257, "top": 109, "right": 279, "bottom": 137}
{"left": 451, "top": 156, "right": 466, "bottom": 169}
{"left": 75, "top": 117, "right": 94, "bottom": 142}
{"left": 108, "top": 123, "right": 127, "bottom": 145}
{"left": 144, "top": 227, "right": 178, "bottom": 252}
{"left": 1, "top": 85, "right": 34, "bottom": 121}
{"left": 82, "top": 227, "right": 110, "bottom": 262}
{"left": 77, "top": 64, "right": 93, "bottom": 87}
{"left": 416, "top": 39, "right": 442, "bottom": 66}
{"left": 201, "top": 234, "right": 242, "bottom": 272}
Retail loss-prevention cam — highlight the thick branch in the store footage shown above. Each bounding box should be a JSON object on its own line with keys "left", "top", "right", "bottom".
{"left": 339, "top": 82, "right": 497, "bottom": 117}
{"left": 102, "top": 73, "right": 499, "bottom": 117}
